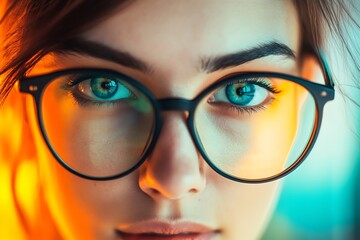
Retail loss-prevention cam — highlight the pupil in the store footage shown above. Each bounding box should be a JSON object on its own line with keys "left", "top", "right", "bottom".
{"left": 225, "top": 83, "right": 255, "bottom": 106}
{"left": 236, "top": 84, "right": 254, "bottom": 96}
{"left": 236, "top": 87, "right": 244, "bottom": 96}
{"left": 102, "top": 80, "right": 115, "bottom": 89}
{"left": 91, "top": 78, "right": 118, "bottom": 99}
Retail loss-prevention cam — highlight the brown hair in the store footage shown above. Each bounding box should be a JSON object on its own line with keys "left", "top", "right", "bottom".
{"left": 0, "top": 0, "right": 131, "bottom": 104}
{"left": 0, "top": 0, "right": 359, "bottom": 105}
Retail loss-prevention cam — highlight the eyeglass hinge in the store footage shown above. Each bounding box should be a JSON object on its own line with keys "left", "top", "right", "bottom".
{"left": 29, "top": 85, "right": 38, "bottom": 92}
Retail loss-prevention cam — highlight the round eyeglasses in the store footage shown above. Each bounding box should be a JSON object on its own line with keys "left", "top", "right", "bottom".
{"left": 19, "top": 61, "right": 334, "bottom": 183}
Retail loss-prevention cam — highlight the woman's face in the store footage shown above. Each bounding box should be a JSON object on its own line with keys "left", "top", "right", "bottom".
{"left": 29, "top": 0, "right": 301, "bottom": 239}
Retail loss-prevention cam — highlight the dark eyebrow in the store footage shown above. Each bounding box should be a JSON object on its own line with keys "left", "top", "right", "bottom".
{"left": 200, "top": 41, "right": 296, "bottom": 73}
{"left": 53, "top": 38, "right": 152, "bottom": 73}
{"left": 53, "top": 38, "right": 295, "bottom": 74}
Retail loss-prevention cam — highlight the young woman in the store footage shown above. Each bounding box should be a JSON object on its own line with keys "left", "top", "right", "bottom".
{"left": 0, "top": 0, "right": 358, "bottom": 239}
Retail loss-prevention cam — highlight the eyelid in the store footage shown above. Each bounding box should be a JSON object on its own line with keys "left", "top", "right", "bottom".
{"left": 218, "top": 76, "right": 281, "bottom": 95}
{"left": 237, "top": 78, "right": 280, "bottom": 94}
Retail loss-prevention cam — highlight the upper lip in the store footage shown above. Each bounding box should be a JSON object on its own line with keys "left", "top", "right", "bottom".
{"left": 116, "top": 219, "right": 218, "bottom": 235}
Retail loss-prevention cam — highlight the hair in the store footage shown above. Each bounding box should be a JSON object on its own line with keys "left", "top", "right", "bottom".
{"left": 0, "top": 0, "right": 359, "bottom": 239}
{"left": 0, "top": 0, "right": 359, "bottom": 106}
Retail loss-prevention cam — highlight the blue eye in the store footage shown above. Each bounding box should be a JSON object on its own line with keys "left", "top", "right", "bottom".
{"left": 91, "top": 78, "right": 118, "bottom": 99}
{"left": 225, "top": 83, "right": 257, "bottom": 106}
{"left": 75, "top": 77, "right": 134, "bottom": 102}
{"left": 209, "top": 78, "right": 280, "bottom": 114}
{"left": 212, "top": 81, "right": 271, "bottom": 107}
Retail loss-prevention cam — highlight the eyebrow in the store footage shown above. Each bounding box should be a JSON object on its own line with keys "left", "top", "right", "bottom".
{"left": 200, "top": 41, "right": 296, "bottom": 73}
{"left": 54, "top": 38, "right": 152, "bottom": 73}
{"left": 54, "top": 38, "right": 295, "bottom": 74}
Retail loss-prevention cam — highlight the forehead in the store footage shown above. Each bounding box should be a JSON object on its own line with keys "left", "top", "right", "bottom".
{"left": 83, "top": 0, "right": 300, "bottom": 55}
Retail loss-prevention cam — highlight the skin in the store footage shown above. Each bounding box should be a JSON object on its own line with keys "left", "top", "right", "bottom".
{"left": 25, "top": 0, "right": 310, "bottom": 239}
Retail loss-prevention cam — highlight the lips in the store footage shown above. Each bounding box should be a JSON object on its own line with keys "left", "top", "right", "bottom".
{"left": 116, "top": 220, "right": 220, "bottom": 240}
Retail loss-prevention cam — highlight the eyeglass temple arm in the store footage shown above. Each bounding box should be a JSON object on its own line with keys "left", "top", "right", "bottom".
{"left": 318, "top": 50, "right": 335, "bottom": 88}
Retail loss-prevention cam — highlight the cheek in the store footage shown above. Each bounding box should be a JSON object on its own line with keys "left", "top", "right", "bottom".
{"left": 216, "top": 180, "right": 280, "bottom": 240}
{"left": 37, "top": 150, "right": 144, "bottom": 240}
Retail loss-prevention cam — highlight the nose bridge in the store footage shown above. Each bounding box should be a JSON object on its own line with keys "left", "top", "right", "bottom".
{"left": 138, "top": 106, "right": 206, "bottom": 200}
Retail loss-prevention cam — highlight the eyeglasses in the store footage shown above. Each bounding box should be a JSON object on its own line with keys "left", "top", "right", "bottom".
{"left": 19, "top": 54, "right": 334, "bottom": 183}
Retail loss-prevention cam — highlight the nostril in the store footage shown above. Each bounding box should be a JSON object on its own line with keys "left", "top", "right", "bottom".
{"left": 148, "top": 188, "right": 161, "bottom": 196}
{"left": 139, "top": 174, "right": 206, "bottom": 200}
{"left": 189, "top": 188, "right": 198, "bottom": 194}
{"left": 139, "top": 180, "right": 162, "bottom": 197}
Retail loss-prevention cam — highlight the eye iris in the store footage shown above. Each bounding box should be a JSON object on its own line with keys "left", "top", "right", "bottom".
{"left": 226, "top": 83, "right": 255, "bottom": 106}
{"left": 90, "top": 78, "right": 118, "bottom": 99}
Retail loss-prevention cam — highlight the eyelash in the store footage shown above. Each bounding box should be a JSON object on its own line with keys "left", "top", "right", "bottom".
{"left": 70, "top": 92, "right": 122, "bottom": 107}
{"left": 233, "top": 78, "right": 280, "bottom": 94}
{"left": 226, "top": 100, "right": 273, "bottom": 115}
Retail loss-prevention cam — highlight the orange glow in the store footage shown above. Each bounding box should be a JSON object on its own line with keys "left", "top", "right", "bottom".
{"left": 0, "top": 91, "right": 28, "bottom": 239}
{"left": 1, "top": 2, "right": 41, "bottom": 237}
{"left": 0, "top": 88, "right": 61, "bottom": 239}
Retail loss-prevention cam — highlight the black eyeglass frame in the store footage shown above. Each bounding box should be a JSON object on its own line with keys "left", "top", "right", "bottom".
{"left": 19, "top": 51, "right": 335, "bottom": 183}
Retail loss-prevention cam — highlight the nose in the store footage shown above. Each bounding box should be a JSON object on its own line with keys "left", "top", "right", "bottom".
{"left": 138, "top": 112, "right": 206, "bottom": 200}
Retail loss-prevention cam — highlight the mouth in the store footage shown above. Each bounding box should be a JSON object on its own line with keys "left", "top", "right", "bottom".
{"left": 115, "top": 220, "right": 220, "bottom": 240}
